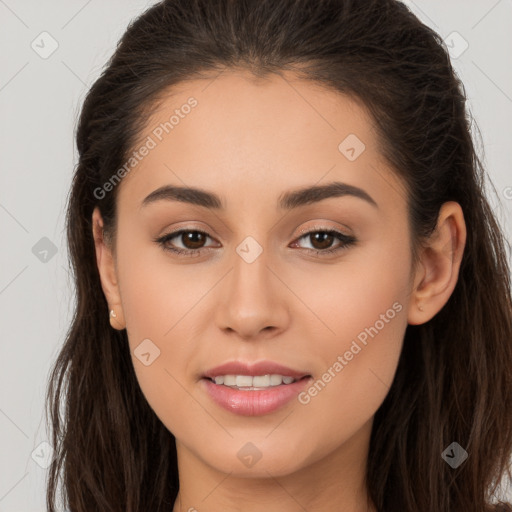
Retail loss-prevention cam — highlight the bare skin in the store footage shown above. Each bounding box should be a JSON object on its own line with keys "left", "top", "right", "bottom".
{"left": 92, "top": 69, "right": 466, "bottom": 512}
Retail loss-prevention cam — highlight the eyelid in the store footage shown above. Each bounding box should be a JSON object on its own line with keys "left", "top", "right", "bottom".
{"left": 155, "top": 222, "right": 357, "bottom": 257}
{"left": 157, "top": 223, "right": 352, "bottom": 244}
{"left": 295, "top": 222, "right": 353, "bottom": 238}
{"left": 291, "top": 225, "right": 356, "bottom": 252}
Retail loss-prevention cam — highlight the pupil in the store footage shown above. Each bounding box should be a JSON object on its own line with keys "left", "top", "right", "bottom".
{"left": 312, "top": 232, "right": 333, "bottom": 250}
{"left": 184, "top": 232, "right": 204, "bottom": 249}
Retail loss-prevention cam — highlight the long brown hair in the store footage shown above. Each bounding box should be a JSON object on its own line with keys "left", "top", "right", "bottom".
{"left": 45, "top": 0, "right": 512, "bottom": 510}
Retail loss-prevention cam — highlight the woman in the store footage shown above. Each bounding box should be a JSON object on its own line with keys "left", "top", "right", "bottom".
{"left": 45, "top": 0, "right": 512, "bottom": 510}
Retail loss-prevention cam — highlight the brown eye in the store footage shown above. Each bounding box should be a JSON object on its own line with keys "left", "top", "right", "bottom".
{"left": 308, "top": 231, "right": 337, "bottom": 250}
{"left": 291, "top": 228, "right": 357, "bottom": 256}
{"left": 156, "top": 229, "right": 217, "bottom": 255}
{"left": 179, "top": 231, "right": 207, "bottom": 249}
{"left": 155, "top": 227, "right": 356, "bottom": 258}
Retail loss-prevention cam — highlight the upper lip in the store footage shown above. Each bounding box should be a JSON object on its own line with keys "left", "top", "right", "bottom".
{"left": 202, "top": 360, "right": 311, "bottom": 380}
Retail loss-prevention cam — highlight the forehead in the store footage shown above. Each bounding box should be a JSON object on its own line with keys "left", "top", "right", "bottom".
{"left": 116, "top": 69, "right": 406, "bottom": 214}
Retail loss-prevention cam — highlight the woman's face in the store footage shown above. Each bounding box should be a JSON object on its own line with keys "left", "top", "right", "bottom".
{"left": 96, "top": 69, "right": 417, "bottom": 478}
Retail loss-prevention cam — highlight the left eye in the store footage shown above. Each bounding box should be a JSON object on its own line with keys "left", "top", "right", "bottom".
{"left": 155, "top": 228, "right": 356, "bottom": 257}
{"left": 291, "top": 229, "right": 356, "bottom": 253}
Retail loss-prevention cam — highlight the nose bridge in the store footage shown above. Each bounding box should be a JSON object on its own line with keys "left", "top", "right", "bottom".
{"left": 232, "top": 236, "right": 271, "bottom": 299}
{"left": 214, "top": 233, "right": 289, "bottom": 338}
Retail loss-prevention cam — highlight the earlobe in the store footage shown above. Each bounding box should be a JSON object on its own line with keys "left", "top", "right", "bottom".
{"left": 407, "top": 201, "right": 467, "bottom": 326}
{"left": 92, "top": 207, "right": 126, "bottom": 330}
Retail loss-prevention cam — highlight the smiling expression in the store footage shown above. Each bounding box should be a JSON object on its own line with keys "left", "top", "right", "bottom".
{"left": 95, "top": 68, "right": 418, "bottom": 478}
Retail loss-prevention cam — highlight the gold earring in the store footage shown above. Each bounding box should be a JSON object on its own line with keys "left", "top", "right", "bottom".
{"left": 110, "top": 309, "right": 117, "bottom": 318}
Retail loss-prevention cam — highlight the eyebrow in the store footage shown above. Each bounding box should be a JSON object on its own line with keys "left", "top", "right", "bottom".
{"left": 141, "top": 181, "right": 378, "bottom": 210}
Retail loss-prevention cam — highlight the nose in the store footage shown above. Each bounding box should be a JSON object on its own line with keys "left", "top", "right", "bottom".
{"left": 214, "top": 246, "right": 290, "bottom": 340}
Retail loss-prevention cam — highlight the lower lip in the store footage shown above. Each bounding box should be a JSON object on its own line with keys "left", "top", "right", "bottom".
{"left": 201, "top": 377, "right": 312, "bottom": 416}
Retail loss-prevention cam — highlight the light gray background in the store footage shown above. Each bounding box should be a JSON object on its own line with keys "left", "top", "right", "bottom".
{"left": 1, "top": 1, "right": 511, "bottom": 510}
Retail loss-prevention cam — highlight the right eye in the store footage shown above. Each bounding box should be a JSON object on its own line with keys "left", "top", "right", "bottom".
{"left": 155, "top": 229, "right": 219, "bottom": 257}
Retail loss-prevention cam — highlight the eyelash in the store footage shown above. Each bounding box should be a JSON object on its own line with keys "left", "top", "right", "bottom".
{"left": 154, "top": 227, "right": 357, "bottom": 258}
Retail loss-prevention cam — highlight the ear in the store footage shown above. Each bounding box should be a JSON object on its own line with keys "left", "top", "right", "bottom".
{"left": 407, "top": 201, "right": 467, "bottom": 325}
{"left": 92, "top": 207, "right": 126, "bottom": 330}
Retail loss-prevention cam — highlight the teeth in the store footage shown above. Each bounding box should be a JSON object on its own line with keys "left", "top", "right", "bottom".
{"left": 236, "top": 375, "right": 253, "bottom": 387}
{"left": 211, "top": 374, "right": 298, "bottom": 388}
{"left": 253, "top": 375, "right": 270, "bottom": 387}
{"left": 223, "top": 375, "right": 236, "bottom": 386}
{"left": 270, "top": 374, "right": 282, "bottom": 386}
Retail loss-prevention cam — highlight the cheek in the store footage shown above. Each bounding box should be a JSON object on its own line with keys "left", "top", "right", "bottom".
{"left": 291, "top": 229, "right": 411, "bottom": 345}
{"left": 295, "top": 307, "right": 406, "bottom": 464}
{"left": 292, "top": 236, "right": 411, "bottom": 442}
{"left": 114, "top": 233, "right": 206, "bottom": 422}
{"left": 116, "top": 226, "right": 204, "bottom": 344}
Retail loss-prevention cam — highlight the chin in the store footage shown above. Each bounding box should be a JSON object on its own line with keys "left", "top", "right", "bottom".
{"left": 195, "top": 438, "right": 318, "bottom": 478}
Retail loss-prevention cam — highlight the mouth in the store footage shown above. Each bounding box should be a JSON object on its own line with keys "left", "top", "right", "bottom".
{"left": 200, "top": 361, "right": 312, "bottom": 416}
{"left": 203, "top": 373, "right": 311, "bottom": 390}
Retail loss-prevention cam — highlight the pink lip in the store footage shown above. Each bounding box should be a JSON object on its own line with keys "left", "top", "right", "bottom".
{"left": 202, "top": 377, "right": 311, "bottom": 416}
{"left": 201, "top": 360, "right": 312, "bottom": 416}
